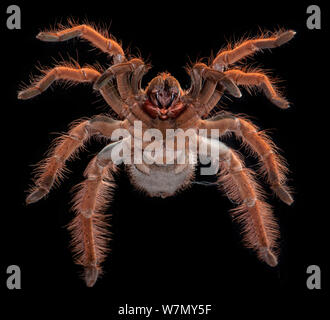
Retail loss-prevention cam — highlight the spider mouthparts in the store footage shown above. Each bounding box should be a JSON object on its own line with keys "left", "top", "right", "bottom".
{"left": 158, "top": 108, "right": 170, "bottom": 120}
{"left": 159, "top": 108, "right": 168, "bottom": 115}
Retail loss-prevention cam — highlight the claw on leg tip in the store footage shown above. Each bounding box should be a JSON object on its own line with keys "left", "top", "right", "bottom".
{"left": 26, "top": 188, "right": 48, "bottom": 205}
{"left": 85, "top": 266, "right": 99, "bottom": 287}
{"left": 261, "top": 247, "right": 278, "bottom": 267}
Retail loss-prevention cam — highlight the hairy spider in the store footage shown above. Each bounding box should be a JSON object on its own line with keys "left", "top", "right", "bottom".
{"left": 19, "top": 22, "right": 295, "bottom": 287}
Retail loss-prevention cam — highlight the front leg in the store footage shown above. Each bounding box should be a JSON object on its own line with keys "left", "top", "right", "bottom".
{"left": 183, "top": 63, "right": 241, "bottom": 117}
{"left": 199, "top": 64, "right": 242, "bottom": 99}
{"left": 189, "top": 63, "right": 242, "bottom": 99}
{"left": 36, "top": 24, "right": 125, "bottom": 63}
{"left": 225, "top": 69, "right": 289, "bottom": 109}
{"left": 18, "top": 65, "right": 100, "bottom": 100}
{"left": 212, "top": 30, "right": 296, "bottom": 71}
{"left": 17, "top": 64, "right": 130, "bottom": 118}
{"left": 93, "top": 58, "right": 145, "bottom": 102}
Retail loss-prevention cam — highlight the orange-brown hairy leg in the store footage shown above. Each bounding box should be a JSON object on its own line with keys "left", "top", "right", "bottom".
{"left": 131, "top": 63, "right": 151, "bottom": 96}
{"left": 35, "top": 24, "right": 135, "bottom": 108}
{"left": 199, "top": 85, "right": 224, "bottom": 117}
{"left": 26, "top": 116, "right": 123, "bottom": 205}
{"left": 212, "top": 30, "right": 296, "bottom": 71}
{"left": 18, "top": 64, "right": 130, "bottom": 117}
{"left": 36, "top": 24, "right": 125, "bottom": 63}
{"left": 18, "top": 66, "right": 101, "bottom": 100}
{"left": 93, "top": 58, "right": 145, "bottom": 103}
{"left": 185, "top": 63, "right": 241, "bottom": 102}
{"left": 199, "top": 114, "right": 293, "bottom": 205}
{"left": 70, "top": 152, "right": 116, "bottom": 287}
{"left": 100, "top": 83, "right": 131, "bottom": 118}
{"left": 200, "top": 64, "right": 242, "bottom": 99}
{"left": 225, "top": 69, "right": 289, "bottom": 109}
{"left": 218, "top": 144, "right": 279, "bottom": 266}
{"left": 183, "top": 63, "right": 239, "bottom": 119}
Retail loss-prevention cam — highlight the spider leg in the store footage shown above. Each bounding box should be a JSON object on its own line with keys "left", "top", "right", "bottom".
{"left": 185, "top": 63, "right": 241, "bottom": 101}
{"left": 131, "top": 64, "right": 151, "bottom": 96}
{"left": 199, "top": 84, "right": 225, "bottom": 117}
{"left": 200, "top": 64, "right": 242, "bottom": 99}
{"left": 199, "top": 114, "right": 293, "bottom": 205}
{"left": 184, "top": 31, "right": 295, "bottom": 118}
{"left": 183, "top": 63, "right": 241, "bottom": 118}
{"left": 36, "top": 24, "right": 125, "bottom": 63}
{"left": 100, "top": 83, "right": 131, "bottom": 118}
{"left": 183, "top": 62, "right": 241, "bottom": 120}
{"left": 93, "top": 59, "right": 143, "bottom": 90}
{"left": 26, "top": 116, "right": 125, "bottom": 204}
{"left": 36, "top": 24, "right": 149, "bottom": 104}
{"left": 199, "top": 136, "right": 279, "bottom": 266}
{"left": 18, "top": 65, "right": 100, "bottom": 100}
{"left": 70, "top": 139, "right": 125, "bottom": 287}
{"left": 225, "top": 69, "right": 289, "bottom": 109}
{"left": 18, "top": 64, "right": 131, "bottom": 117}
{"left": 93, "top": 58, "right": 147, "bottom": 103}
{"left": 212, "top": 30, "right": 296, "bottom": 71}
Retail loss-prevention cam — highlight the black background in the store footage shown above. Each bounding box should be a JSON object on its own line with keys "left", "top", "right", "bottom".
{"left": 0, "top": 0, "right": 327, "bottom": 315}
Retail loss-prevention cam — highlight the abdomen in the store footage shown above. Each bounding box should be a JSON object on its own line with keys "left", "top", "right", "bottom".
{"left": 127, "top": 163, "right": 195, "bottom": 198}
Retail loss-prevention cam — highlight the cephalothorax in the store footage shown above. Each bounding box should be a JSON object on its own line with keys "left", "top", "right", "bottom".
{"left": 19, "top": 22, "right": 295, "bottom": 287}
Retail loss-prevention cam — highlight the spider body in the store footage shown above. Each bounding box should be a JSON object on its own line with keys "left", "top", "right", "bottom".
{"left": 19, "top": 22, "right": 295, "bottom": 287}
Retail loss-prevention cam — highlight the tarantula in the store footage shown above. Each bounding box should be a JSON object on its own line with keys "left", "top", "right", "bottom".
{"left": 19, "top": 23, "right": 295, "bottom": 287}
